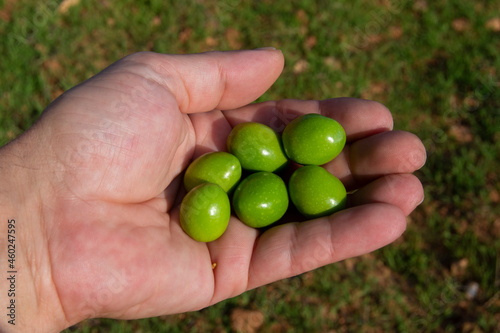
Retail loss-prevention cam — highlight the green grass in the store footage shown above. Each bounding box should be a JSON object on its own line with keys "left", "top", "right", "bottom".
{"left": 1, "top": 0, "right": 499, "bottom": 331}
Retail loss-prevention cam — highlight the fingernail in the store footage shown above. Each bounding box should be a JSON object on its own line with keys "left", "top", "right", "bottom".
{"left": 417, "top": 193, "right": 425, "bottom": 206}
{"left": 254, "top": 47, "right": 277, "bottom": 51}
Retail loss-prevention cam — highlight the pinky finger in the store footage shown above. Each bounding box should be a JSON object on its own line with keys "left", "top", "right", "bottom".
{"left": 247, "top": 203, "right": 406, "bottom": 290}
{"left": 349, "top": 174, "right": 424, "bottom": 216}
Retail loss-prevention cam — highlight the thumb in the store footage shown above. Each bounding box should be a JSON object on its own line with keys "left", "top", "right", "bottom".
{"left": 118, "top": 49, "right": 285, "bottom": 113}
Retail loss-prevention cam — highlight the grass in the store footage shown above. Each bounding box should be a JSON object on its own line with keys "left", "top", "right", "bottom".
{"left": 1, "top": 0, "right": 499, "bottom": 331}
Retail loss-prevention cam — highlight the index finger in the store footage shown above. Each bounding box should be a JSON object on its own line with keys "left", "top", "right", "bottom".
{"left": 222, "top": 97, "right": 394, "bottom": 141}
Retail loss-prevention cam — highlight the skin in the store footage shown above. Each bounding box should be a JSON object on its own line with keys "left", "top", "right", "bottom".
{"left": 0, "top": 49, "right": 426, "bottom": 332}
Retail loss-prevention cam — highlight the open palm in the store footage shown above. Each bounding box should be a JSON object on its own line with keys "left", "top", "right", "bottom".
{"left": 12, "top": 50, "right": 425, "bottom": 330}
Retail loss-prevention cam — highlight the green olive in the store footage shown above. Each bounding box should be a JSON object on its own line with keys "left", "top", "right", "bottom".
{"left": 288, "top": 165, "right": 346, "bottom": 219}
{"left": 232, "top": 172, "right": 289, "bottom": 228}
{"left": 282, "top": 113, "right": 346, "bottom": 165}
{"left": 227, "top": 122, "right": 288, "bottom": 172}
{"left": 180, "top": 183, "right": 231, "bottom": 242}
{"left": 183, "top": 151, "right": 242, "bottom": 193}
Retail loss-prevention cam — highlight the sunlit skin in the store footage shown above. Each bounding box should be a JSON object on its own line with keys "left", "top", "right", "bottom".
{"left": 0, "top": 49, "right": 426, "bottom": 332}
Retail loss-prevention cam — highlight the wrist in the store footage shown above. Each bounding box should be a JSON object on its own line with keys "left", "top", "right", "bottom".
{"left": 0, "top": 133, "right": 69, "bottom": 332}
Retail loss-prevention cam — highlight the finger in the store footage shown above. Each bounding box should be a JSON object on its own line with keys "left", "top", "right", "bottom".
{"left": 222, "top": 98, "right": 393, "bottom": 139}
{"left": 349, "top": 174, "right": 425, "bottom": 216}
{"left": 325, "top": 130, "right": 427, "bottom": 190}
{"left": 144, "top": 173, "right": 184, "bottom": 213}
{"left": 207, "top": 217, "right": 259, "bottom": 305}
{"left": 188, "top": 110, "right": 233, "bottom": 158}
{"left": 247, "top": 203, "right": 406, "bottom": 290}
{"left": 320, "top": 98, "right": 394, "bottom": 140}
{"left": 121, "top": 49, "right": 285, "bottom": 113}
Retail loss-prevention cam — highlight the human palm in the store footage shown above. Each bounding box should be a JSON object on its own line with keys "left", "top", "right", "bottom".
{"left": 5, "top": 50, "right": 425, "bottom": 331}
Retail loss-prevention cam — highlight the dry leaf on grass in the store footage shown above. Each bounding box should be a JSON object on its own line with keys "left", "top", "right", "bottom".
{"left": 486, "top": 17, "right": 500, "bottom": 32}
{"left": 225, "top": 28, "right": 242, "bottom": 49}
{"left": 0, "top": 0, "right": 16, "bottom": 21}
{"left": 293, "top": 59, "right": 309, "bottom": 74}
{"left": 361, "top": 82, "right": 388, "bottom": 99}
{"left": 448, "top": 124, "right": 473, "bottom": 143}
{"left": 389, "top": 25, "right": 403, "bottom": 39}
{"left": 205, "top": 36, "right": 218, "bottom": 47}
{"left": 489, "top": 188, "right": 499, "bottom": 203}
{"left": 452, "top": 18, "right": 471, "bottom": 32}
{"left": 304, "top": 35, "right": 317, "bottom": 49}
{"left": 413, "top": 0, "right": 428, "bottom": 12}
{"left": 450, "top": 258, "right": 469, "bottom": 277}
{"left": 58, "top": 0, "right": 81, "bottom": 14}
{"left": 230, "top": 308, "right": 264, "bottom": 333}
{"left": 324, "top": 57, "right": 341, "bottom": 70}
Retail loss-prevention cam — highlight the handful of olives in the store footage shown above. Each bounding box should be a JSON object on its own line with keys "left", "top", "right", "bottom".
{"left": 180, "top": 113, "right": 347, "bottom": 242}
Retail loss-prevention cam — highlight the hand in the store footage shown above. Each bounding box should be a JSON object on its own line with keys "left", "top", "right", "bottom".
{"left": 0, "top": 49, "right": 425, "bottom": 332}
